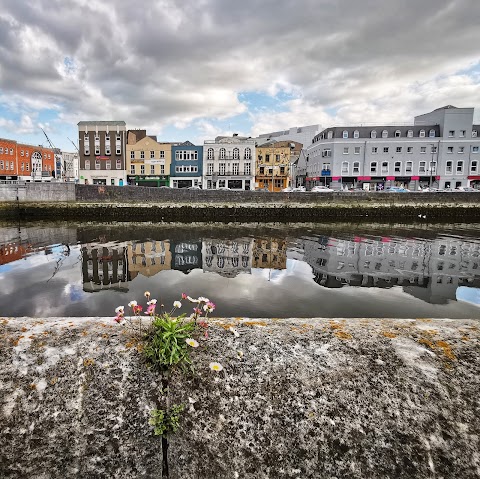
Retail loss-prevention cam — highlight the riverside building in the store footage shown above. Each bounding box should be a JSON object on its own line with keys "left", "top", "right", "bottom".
{"left": 203, "top": 135, "right": 255, "bottom": 190}
{"left": 78, "top": 121, "right": 127, "bottom": 186}
{"left": 299, "top": 105, "right": 480, "bottom": 191}
{"left": 170, "top": 141, "right": 203, "bottom": 188}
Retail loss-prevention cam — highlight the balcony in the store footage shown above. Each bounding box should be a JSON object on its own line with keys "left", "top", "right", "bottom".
{"left": 205, "top": 171, "right": 252, "bottom": 177}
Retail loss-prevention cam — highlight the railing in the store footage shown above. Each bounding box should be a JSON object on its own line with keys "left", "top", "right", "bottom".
{"left": 205, "top": 155, "right": 252, "bottom": 160}
{"left": 205, "top": 171, "right": 253, "bottom": 176}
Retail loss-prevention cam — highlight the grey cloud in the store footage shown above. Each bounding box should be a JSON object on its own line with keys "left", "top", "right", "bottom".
{"left": 1, "top": 0, "right": 480, "bottom": 132}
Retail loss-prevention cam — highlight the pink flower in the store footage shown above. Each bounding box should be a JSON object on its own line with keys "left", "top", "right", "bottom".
{"left": 181, "top": 293, "right": 188, "bottom": 299}
{"left": 193, "top": 307, "right": 203, "bottom": 315}
{"left": 204, "top": 301, "right": 216, "bottom": 313}
{"left": 114, "top": 315, "right": 123, "bottom": 324}
{"left": 145, "top": 304, "right": 156, "bottom": 315}
{"left": 133, "top": 305, "right": 143, "bottom": 314}
{"left": 198, "top": 320, "right": 208, "bottom": 328}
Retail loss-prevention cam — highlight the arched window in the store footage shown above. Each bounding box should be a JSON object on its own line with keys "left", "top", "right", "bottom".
{"left": 429, "top": 129, "right": 435, "bottom": 138}
{"left": 244, "top": 147, "right": 251, "bottom": 159}
{"left": 371, "top": 130, "right": 377, "bottom": 138}
{"left": 32, "top": 151, "right": 42, "bottom": 172}
{"left": 419, "top": 130, "right": 425, "bottom": 138}
{"left": 207, "top": 148, "right": 214, "bottom": 160}
{"left": 220, "top": 148, "right": 226, "bottom": 159}
{"left": 341, "top": 161, "right": 349, "bottom": 174}
{"left": 353, "top": 130, "right": 359, "bottom": 139}
{"left": 472, "top": 130, "right": 478, "bottom": 138}
{"left": 342, "top": 130, "right": 348, "bottom": 139}
{"left": 382, "top": 130, "right": 388, "bottom": 138}
{"left": 407, "top": 130, "right": 413, "bottom": 138}
{"left": 233, "top": 148, "right": 239, "bottom": 159}
{"left": 395, "top": 130, "right": 401, "bottom": 138}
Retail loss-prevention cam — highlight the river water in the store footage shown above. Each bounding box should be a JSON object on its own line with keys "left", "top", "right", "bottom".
{"left": 1, "top": 221, "right": 480, "bottom": 319}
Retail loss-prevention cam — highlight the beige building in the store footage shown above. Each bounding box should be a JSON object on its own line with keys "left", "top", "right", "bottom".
{"left": 256, "top": 140, "right": 302, "bottom": 191}
{"left": 126, "top": 132, "right": 176, "bottom": 187}
{"left": 127, "top": 240, "right": 172, "bottom": 278}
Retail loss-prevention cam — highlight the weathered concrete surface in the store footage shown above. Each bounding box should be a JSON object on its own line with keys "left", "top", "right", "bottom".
{"left": 1, "top": 317, "right": 479, "bottom": 478}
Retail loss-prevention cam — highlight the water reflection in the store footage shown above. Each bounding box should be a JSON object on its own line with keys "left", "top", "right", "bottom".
{"left": 1, "top": 222, "right": 480, "bottom": 318}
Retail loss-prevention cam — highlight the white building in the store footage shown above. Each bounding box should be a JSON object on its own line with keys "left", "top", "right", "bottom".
{"left": 203, "top": 135, "right": 255, "bottom": 190}
{"left": 298, "top": 106, "right": 480, "bottom": 191}
{"left": 61, "top": 151, "right": 79, "bottom": 182}
{"left": 255, "top": 125, "right": 321, "bottom": 148}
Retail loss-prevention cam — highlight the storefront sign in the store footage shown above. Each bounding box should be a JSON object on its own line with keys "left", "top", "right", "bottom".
{"left": 145, "top": 159, "right": 165, "bottom": 165}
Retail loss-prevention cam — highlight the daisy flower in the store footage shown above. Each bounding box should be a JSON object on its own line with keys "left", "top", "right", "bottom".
{"left": 209, "top": 362, "right": 223, "bottom": 372}
{"left": 173, "top": 300, "right": 182, "bottom": 309}
{"left": 185, "top": 338, "right": 199, "bottom": 348}
{"left": 147, "top": 299, "right": 157, "bottom": 305}
{"left": 115, "top": 306, "right": 125, "bottom": 314}
{"left": 144, "top": 291, "right": 151, "bottom": 298}
{"left": 128, "top": 300, "right": 138, "bottom": 308}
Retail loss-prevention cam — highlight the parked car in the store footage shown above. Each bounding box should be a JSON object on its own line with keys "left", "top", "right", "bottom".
{"left": 421, "top": 187, "right": 441, "bottom": 192}
{"left": 217, "top": 187, "right": 231, "bottom": 191}
{"left": 187, "top": 186, "right": 202, "bottom": 190}
{"left": 384, "top": 186, "right": 410, "bottom": 193}
{"left": 456, "top": 187, "right": 478, "bottom": 192}
{"left": 310, "top": 185, "right": 334, "bottom": 193}
{"left": 293, "top": 186, "right": 306, "bottom": 192}
{"left": 282, "top": 187, "right": 293, "bottom": 192}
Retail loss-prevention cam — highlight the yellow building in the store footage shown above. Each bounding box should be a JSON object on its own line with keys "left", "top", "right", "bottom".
{"left": 126, "top": 132, "right": 175, "bottom": 187}
{"left": 255, "top": 140, "right": 303, "bottom": 192}
{"left": 252, "top": 239, "right": 287, "bottom": 269}
{"left": 127, "top": 240, "right": 172, "bottom": 278}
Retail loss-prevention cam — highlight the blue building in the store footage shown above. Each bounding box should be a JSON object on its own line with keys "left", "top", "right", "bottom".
{"left": 170, "top": 141, "right": 203, "bottom": 188}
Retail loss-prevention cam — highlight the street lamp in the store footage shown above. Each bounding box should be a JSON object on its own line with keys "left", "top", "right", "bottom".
{"left": 429, "top": 143, "right": 436, "bottom": 188}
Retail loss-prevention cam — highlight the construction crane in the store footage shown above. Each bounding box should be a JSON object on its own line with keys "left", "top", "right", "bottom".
{"left": 41, "top": 128, "right": 63, "bottom": 180}
{"left": 67, "top": 137, "right": 79, "bottom": 152}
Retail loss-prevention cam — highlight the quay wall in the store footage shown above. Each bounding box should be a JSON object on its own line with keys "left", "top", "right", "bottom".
{"left": 0, "top": 183, "right": 479, "bottom": 221}
{"left": 0, "top": 316, "right": 479, "bottom": 478}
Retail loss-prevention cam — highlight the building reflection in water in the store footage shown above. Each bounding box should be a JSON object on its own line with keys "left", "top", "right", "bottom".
{"left": 171, "top": 240, "right": 203, "bottom": 274}
{"left": 128, "top": 240, "right": 172, "bottom": 279}
{"left": 202, "top": 238, "right": 254, "bottom": 277}
{"left": 82, "top": 243, "right": 129, "bottom": 292}
{"left": 253, "top": 239, "right": 287, "bottom": 270}
{"left": 302, "top": 235, "right": 480, "bottom": 304}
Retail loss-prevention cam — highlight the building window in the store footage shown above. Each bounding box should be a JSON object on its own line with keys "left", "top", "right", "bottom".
{"left": 233, "top": 148, "right": 240, "bottom": 159}
{"left": 245, "top": 163, "right": 251, "bottom": 175}
{"left": 395, "top": 130, "right": 401, "bottom": 138}
{"left": 150, "top": 151, "right": 155, "bottom": 159}
{"left": 233, "top": 163, "right": 239, "bottom": 175}
{"left": 10, "top": 149, "right": 13, "bottom": 155}
{"left": 0, "top": 147, "right": 3, "bottom": 154}
{"left": 381, "top": 162, "right": 388, "bottom": 174}
{"left": 428, "top": 129, "right": 435, "bottom": 138}
{"left": 448, "top": 130, "right": 455, "bottom": 137}
{"left": 457, "top": 161, "right": 463, "bottom": 173}
{"left": 343, "top": 147, "right": 349, "bottom": 154}
{"left": 406, "top": 161, "right": 413, "bottom": 173}
{"left": 472, "top": 130, "right": 478, "bottom": 138}
{"left": 150, "top": 165, "right": 155, "bottom": 175}
{"left": 447, "top": 146, "right": 453, "bottom": 153}
{"left": 419, "top": 130, "right": 425, "bottom": 138}
{"left": 396, "top": 147, "right": 402, "bottom": 153}
{"left": 140, "top": 151, "right": 145, "bottom": 159}
{"left": 430, "top": 161, "right": 437, "bottom": 173}
{"left": 394, "top": 161, "right": 401, "bottom": 173}
{"left": 116, "top": 159, "right": 121, "bottom": 169}
{"left": 327, "top": 131, "right": 333, "bottom": 139}
{"left": 353, "top": 162, "right": 360, "bottom": 173}
{"left": 353, "top": 130, "right": 359, "bottom": 139}
{"left": 471, "top": 160, "right": 478, "bottom": 173}
{"left": 372, "top": 147, "right": 378, "bottom": 154}
{"left": 419, "top": 161, "right": 426, "bottom": 173}
{"left": 354, "top": 146, "right": 360, "bottom": 154}
{"left": 85, "top": 160, "right": 90, "bottom": 169}
{"left": 342, "top": 130, "right": 348, "bottom": 139}
{"left": 0, "top": 161, "right": 3, "bottom": 169}
{"left": 95, "top": 159, "right": 101, "bottom": 170}
{"left": 406, "top": 147, "right": 413, "bottom": 153}
{"left": 370, "top": 162, "right": 377, "bottom": 174}
{"left": 275, "top": 154, "right": 280, "bottom": 162}
{"left": 160, "top": 165, "right": 164, "bottom": 174}
{"left": 26, "top": 151, "right": 29, "bottom": 157}
{"left": 371, "top": 130, "right": 377, "bottom": 138}
{"left": 140, "top": 165, "right": 145, "bottom": 175}
{"left": 458, "top": 147, "right": 465, "bottom": 154}
{"left": 431, "top": 146, "right": 437, "bottom": 153}
{"left": 106, "top": 160, "right": 111, "bottom": 170}
{"left": 130, "top": 151, "right": 135, "bottom": 159}
{"left": 220, "top": 148, "right": 226, "bottom": 159}
{"left": 446, "top": 160, "right": 453, "bottom": 173}
{"left": 245, "top": 148, "right": 251, "bottom": 160}
{"left": 265, "top": 154, "right": 270, "bottom": 162}
{"left": 341, "top": 162, "right": 349, "bottom": 174}
{"left": 207, "top": 163, "right": 214, "bottom": 175}
{"left": 21, "top": 150, "right": 24, "bottom": 156}
{"left": 130, "top": 165, "right": 135, "bottom": 174}
{"left": 219, "top": 163, "right": 226, "bottom": 175}
{"left": 459, "top": 130, "right": 466, "bottom": 138}
{"left": 160, "top": 151, "right": 165, "bottom": 159}
{"left": 383, "top": 147, "right": 389, "bottom": 153}
{"left": 420, "top": 147, "right": 426, "bottom": 153}
{"left": 382, "top": 130, "right": 388, "bottom": 138}
{"left": 472, "top": 146, "right": 479, "bottom": 153}
{"left": 407, "top": 130, "right": 413, "bottom": 138}
{"left": 26, "top": 163, "right": 29, "bottom": 171}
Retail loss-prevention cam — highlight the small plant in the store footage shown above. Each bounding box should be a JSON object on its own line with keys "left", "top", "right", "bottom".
{"left": 149, "top": 404, "right": 184, "bottom": 436}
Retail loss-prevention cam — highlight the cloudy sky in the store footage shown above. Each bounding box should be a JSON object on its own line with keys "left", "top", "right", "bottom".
{"left": 1, "top": 0, "right": 480, "bottom": 151}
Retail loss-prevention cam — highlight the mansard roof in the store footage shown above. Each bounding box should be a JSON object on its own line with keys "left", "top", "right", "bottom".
{"left": 313, "top": 125, "right": 440, "bottom": 142}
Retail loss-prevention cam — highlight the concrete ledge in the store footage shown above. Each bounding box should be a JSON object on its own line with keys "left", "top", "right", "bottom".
{"left": 1, "top": 317, "right": 479, "bottom": 478}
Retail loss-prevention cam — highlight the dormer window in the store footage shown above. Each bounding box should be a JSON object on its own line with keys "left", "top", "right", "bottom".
{"left": 371, "top": 130, "right": 377, "bottom": 138}
{"left": 472, "top": 130, "right": 477, "bottom": 138}
{"left": 429, "top": 129, "right": 435, "bottom": 138}
{"left": 382, "top": 130, "right": 388, "bottom": 138}
{"left": 342, "top": 130, "right": 348, "bottom": 139}
{"left": 419, "top": 130, "right": 426, "bottom": 138}
{"left": 407, "top": 130, "right": 413, "bottom": 137}
{"left": 353, "top": 130, "right": 359, "bottom": 139}
{"left": 327, "top": 131, "right": 333, "bottom": 139}
{"left": 395, "top": 130, "right": 401, "bottom": 138}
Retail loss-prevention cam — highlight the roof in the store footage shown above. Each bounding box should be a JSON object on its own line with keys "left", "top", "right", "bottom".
{"left": 433, "top": 105, "right": 457, "bottom": 111}
{"left": 77, "top": 121, "right": 126, "bottom": 126}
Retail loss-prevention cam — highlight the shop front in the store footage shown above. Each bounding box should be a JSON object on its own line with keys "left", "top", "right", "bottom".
{"left": 127, "top": 175, "right": 169, "bottom": 187}
{"left": 468, "top": 176, "right": 480, "bottom": 189}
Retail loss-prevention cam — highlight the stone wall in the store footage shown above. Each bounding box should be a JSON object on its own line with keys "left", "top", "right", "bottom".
{"left": 1, "top": 316, "right": 479, "bottom": 478}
